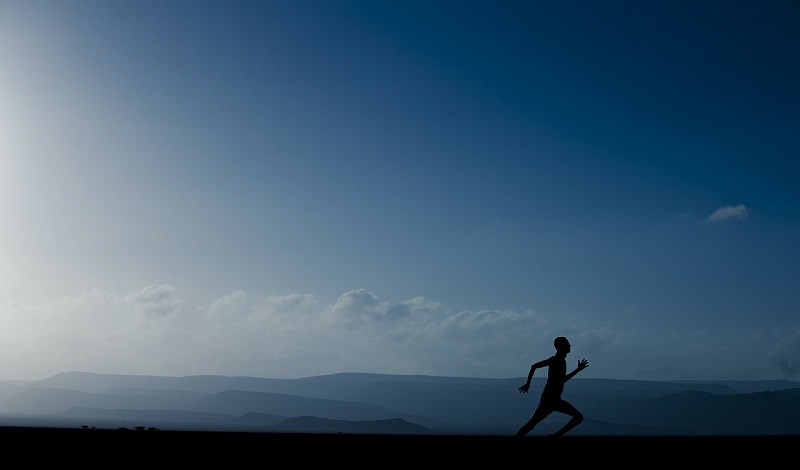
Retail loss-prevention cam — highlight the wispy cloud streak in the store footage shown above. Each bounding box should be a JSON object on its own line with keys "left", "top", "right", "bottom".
{"left": 707, "top": 204, "right": 749, "bottom": 223}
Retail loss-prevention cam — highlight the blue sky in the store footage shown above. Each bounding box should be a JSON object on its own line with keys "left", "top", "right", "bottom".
{"left": 1, "top": 0, "right": 798, "bottom": 382}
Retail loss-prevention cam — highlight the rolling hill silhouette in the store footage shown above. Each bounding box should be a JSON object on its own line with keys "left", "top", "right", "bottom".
{"left": 0, "top": 372, "right": 797, "bottom": 436}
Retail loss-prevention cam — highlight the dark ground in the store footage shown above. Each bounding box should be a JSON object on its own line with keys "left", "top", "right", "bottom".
{"left": 4, "top": 426, "right": 794, "bottom": 466}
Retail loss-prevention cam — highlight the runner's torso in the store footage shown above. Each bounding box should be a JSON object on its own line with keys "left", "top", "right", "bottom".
{"left": 540, "top": 355, "right": 567, "bottom": 404}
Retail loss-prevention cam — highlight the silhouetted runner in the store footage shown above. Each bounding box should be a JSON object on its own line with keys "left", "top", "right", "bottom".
{"left": 515, "top": 336, "right": 588, "bottom": 437}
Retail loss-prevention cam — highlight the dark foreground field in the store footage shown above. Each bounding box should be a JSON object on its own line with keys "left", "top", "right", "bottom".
{"left": 3, "top": 426, "right": 795, "bottom": 466}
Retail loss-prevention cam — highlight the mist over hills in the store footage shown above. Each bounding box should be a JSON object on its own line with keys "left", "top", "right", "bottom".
{"left": 0, "top": 372, "right": 797, "bottom": 436}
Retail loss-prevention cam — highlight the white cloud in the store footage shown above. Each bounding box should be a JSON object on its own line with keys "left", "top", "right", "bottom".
{"left": 330, "top": 288, "right": 390, "bottom": 326}
{"left": 706, "top": 204, "right": 750, "bottom": 223}
{"left": 125, "top": 284, "right": 181, "bottom": 318}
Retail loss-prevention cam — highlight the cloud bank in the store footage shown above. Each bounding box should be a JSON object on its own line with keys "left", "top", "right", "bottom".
{"left": 0, "top": 285, "right": 794, "bottom": 382}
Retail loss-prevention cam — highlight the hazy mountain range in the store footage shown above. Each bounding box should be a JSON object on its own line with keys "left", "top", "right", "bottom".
{"left": 0, "top": 372, "right": 797, "bottom": 436}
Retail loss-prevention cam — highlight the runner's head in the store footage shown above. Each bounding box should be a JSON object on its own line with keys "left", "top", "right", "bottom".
{"left": 554, "top": 336, "right": 571, "bottom": 353}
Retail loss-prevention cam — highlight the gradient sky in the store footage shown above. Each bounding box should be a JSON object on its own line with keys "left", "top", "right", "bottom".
{"left": 1, "top": 0, "right": 798, "bottom": 382}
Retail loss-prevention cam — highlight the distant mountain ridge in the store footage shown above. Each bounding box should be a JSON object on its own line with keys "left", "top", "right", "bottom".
{"left": 0, "top": 372, "right": 797, "bottom": 436}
